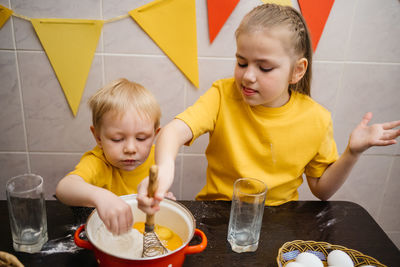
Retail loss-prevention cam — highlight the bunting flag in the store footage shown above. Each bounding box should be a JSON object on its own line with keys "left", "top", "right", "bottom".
{"left": 31, "top": 19, "right": 103, "bottom": 116}
{"left": 261, "top": 0, "right": 292, "bottom": 6}
{"left": 129, "top": 0, "right": 199, "bottom": 88}
{"left": 298, "top": 0, "right": 335, "bottom": 51}
{"left": 0, "top": 5, "right": 13, "bottom": 28}
{"left": 207, "top": 0, "right": 240, "bottom": 43}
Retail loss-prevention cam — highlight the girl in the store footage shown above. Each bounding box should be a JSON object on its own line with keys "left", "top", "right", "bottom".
{"left": 137, "top": 4, "right": 400, "bottom": 214}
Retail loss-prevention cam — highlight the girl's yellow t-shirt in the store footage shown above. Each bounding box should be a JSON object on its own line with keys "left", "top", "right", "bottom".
{"left": 69, "top": 145, "right": 155, "bottom": 196}
{"left": 176, "top": 78, "right": 338, "bottom": 206}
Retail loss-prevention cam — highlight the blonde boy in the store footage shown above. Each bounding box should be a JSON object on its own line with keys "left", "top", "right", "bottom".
{"left": 56, "top": 78, "right": 165, "bottom": 235}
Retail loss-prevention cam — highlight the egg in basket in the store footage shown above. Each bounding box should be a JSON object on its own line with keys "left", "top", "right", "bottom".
{"left": 277, "top": 240, "right": 386, "bottom": 267}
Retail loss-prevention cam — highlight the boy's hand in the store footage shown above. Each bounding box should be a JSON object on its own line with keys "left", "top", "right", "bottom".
{"left": 94, "top": 190, "right": 133, "bottom": 235}
{"left": 349, "top": 112, "right": 400, "bottom": 155}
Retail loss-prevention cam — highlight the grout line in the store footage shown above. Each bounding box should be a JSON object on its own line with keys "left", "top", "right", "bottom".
{"left": 178, "top": 82, "right": 189, "bottom": 199}
{"left": 0, "top": 151, "right": 86, "bottom": 155}
{"left": 330, "top": 0, "right": 358, "bottom": 122}
{"left": 2, "top": 48, "right": 399, "bottom": 66}
{"left": 376, "top": 155, "right": 395, "bottom": 222}
{"left": 100, "top": 0, "right": 105, "bottom": 85}
{"left": 9, "top": 11, "right": 31, "bottom": 172}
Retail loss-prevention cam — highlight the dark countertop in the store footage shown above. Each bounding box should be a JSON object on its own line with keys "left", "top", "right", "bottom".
{"left": 0, "top": 200, "right": 399, "bottom": 266}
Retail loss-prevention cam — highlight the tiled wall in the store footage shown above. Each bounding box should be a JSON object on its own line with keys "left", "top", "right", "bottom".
{"left": 0, "top": 0, "right": 399, "bottom": 248}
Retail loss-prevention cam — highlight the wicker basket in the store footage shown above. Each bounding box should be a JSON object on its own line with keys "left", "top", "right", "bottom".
{"left": 277, "top": 240, "right": 386, "bottom": 267}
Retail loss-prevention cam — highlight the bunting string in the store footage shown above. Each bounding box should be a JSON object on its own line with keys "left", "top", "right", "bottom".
{"left": 11, "top": 10, "right": 130, "bottom": 24}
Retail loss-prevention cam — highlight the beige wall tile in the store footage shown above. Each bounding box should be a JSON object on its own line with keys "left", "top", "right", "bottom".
{"left": 0, "top": 153, "right": 29, "bottom": 199}
{"left": 30, "top": 153, "right": 82, "bottom": 199}
{"left": 313, "top": 0, "right": 356, "bottom": 61}
{"left": 346, "top": 0, "right": 400, "bottom": 62}
{"left": 0, "top": 0, "right": 14, "bottom": 50}
{"left": 311, "top": 62, "right": 342, "bottom": 113}
{"left": 329, "top": 155, "right": 392, "bottom": 218}
{"left": 104, "top": 55, "right": 186, "bottom": 126}
{"left": 377, "top": 157, "right": 400, "bottom": 231}
{"left": 181, "top": 155, "right": 207, "bottom": 200}
{"left": 333, "top": 63, "right": 400, "bottom": 154}
{"left": 0, "top": 51, "right": 26, "bottom": 151}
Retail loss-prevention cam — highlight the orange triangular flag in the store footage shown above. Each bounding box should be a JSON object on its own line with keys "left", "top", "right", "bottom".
{"left": 31, "top": 19, "right": 103, "bottom": 116}
{"left": 129, "top": 0, "right": 199, "bottom": 88}
{"left": 0, "top": 5, "right": 13, "bottom": 28}
{"left": 207, "top": 0, "right": 240, "bottom": 43}
{"left": 298, "top": 0, "right": 334, "bottom": 51}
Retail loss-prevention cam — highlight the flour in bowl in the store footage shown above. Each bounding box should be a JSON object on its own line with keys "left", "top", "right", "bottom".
{"left": 94, "top": 224, "right": 143, "bottom": 259}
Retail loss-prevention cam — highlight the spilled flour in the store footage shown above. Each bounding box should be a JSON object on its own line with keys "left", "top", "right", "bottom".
{"left": 93, "top": 224, "right": 143, "bottom": 259}
{"left": 40, "top": 225, "right": 82, "bottom": 254}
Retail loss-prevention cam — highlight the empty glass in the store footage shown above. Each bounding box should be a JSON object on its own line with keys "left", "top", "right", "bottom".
{"left": 6, "top": 174, "right": 48, "bottom": 253}
{"left": 227, "top": 177, "right": 267, "bottom": 253}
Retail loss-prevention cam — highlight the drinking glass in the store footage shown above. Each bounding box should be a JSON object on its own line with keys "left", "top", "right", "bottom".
{"left": 227, "top": 177, "right": 267, "bottom": 253}
{"left": 6, "top": 173, "right": 48, "bottom": 253}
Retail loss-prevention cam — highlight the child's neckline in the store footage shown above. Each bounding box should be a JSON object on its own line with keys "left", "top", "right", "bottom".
{"left": 251, "top": 91, "right": 296, "bottom": 116}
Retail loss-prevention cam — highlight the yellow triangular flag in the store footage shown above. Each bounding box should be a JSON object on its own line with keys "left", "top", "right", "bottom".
{"left": 0, "top": 5, "right": 13, "bottom": 28}
{"left": 261, "top": 0, "right": 293, "bottom": 6}
{"left": 129, "top": 0, "right": 199, "bottom": 88}
{"left": 31, "top": 18, "right": 103, "bottom": 116}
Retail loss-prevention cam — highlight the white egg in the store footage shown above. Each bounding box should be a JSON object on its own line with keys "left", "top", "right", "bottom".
{"left": 327, "top": 250, "right": 354, "bottom": 267}
{"left": 296, "top": 252, "right": 324, "bottom": 267}
{"left": 285, "top": 262, "right": 305, "bottom": 267}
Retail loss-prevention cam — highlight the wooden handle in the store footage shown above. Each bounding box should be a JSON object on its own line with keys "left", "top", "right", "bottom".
{"left": 146, "top": 165, "right": 158, "bottom": 227}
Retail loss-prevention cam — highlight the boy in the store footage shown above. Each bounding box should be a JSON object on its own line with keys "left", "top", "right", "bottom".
{"left": 56, "top": 78, "right": 173, "bottom": 235}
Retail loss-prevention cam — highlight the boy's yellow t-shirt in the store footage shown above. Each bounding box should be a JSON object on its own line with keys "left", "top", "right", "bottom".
{"left": 69, "top": 145, "right": 155, "bottom": 196}
{"left": 176, "top": 78, "right": 338, "bottom": 206}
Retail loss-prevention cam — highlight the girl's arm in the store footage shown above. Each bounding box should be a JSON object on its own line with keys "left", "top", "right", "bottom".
{"left": 56, "top": 174, "right": 133, "bottom": 235}
{"left": 137, "top": 119, "right": 193, "bottom": 214}
{"left": 307, "top": 112, "right": 400, "bottom": 200}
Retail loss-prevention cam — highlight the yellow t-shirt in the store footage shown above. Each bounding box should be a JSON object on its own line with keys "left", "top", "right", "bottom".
{"left": 69, "top": 145, "right": 155, "bottom": 196}
{"left": 176, "top": 78, "right": 338, "bottom": 206}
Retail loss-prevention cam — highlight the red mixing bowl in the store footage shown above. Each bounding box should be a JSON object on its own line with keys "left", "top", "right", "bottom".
{"left": 74, "top": 194, "right": 207, "bottom": 267}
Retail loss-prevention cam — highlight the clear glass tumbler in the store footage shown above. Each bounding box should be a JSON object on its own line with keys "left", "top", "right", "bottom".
{"left": 6, "top": 173, "right": 48, "bottom": 253}
{"left": 227, "top": 177, "right": 267, "bottom": 253}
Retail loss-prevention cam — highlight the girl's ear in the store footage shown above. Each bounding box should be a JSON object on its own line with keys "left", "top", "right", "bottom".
{"left": 290, "top": 58, "right": 308, "bottom": 84}
{"left": 90, "top": 126, "right": 102, "bottom": 148}
{"left": 155, "top": 127, "right": 161, "bottom": 136}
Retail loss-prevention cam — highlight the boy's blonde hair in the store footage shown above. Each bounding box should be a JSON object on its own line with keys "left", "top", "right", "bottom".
{"left": 88, "top": 78, "right": 161, "bottom": 132}
{"left": 235, "top": 3, "right": 313, "bottom": 96}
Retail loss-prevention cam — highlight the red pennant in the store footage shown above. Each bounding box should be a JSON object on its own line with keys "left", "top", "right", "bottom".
{"left": 298, "top": 0, "right": 335, "bottom": 51}
{"left": 207, "top": 0, "right": 240, "bottom": 43}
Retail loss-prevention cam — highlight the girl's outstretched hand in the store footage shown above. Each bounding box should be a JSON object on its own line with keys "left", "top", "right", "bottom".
{"left": 348, "top": 112, "right": 400, "bottom": 155}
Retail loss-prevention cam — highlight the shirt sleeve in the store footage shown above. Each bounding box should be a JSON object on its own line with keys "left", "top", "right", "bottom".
{"left": 68, "top": 152, "right": 109, "bottom": 188}
{"left": 176, "top": 83, "right": 221, "bottom": 145}
{"left": 305, "top": 119, "right": 339, "bottom": 178}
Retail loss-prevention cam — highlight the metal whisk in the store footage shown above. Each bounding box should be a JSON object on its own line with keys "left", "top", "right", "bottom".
{"left": 142, "top": 165, "right": 168, "bottom": 258}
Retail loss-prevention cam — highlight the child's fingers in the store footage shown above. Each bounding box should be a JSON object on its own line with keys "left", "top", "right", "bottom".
{"left": 165, "top": 191, "right": 176, "bottom": 200}
{"left": 110, "top": 216, "right": 120, "bottom": 235}
{"left": 382, "top": 129, "right": 400, "bottom": 140}
{"left": 382, "top": 120, "right": 400, "bottom": 130}
{"left": 359, "top": 112, "right": 373, "bottom": 127}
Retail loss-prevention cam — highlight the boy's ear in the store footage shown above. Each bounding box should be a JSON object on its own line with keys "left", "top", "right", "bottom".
{"left": 155, "top": 127, "right": 161, "bottom": 136}
{"left": 90, "top": 126, "right": 102, "bottom": 148}
{"left": 290, "top": 57, "right": 308, "bottom": 84}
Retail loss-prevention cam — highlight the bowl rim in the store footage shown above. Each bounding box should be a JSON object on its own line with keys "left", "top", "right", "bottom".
{"left": 84, "top": 194, "right": 196, "bottom": 261}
